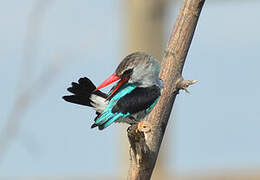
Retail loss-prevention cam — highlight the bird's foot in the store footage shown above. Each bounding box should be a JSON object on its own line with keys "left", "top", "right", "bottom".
{"left": 137, "top": 121, "right": 151, "bottom": 133}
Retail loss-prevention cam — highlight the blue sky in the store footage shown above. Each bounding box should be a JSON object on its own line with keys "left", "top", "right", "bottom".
{"left": 0, "top": 0, "right": 260, "bottom": 178}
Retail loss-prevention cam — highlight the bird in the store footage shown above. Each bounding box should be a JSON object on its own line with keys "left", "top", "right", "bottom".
{"left": 62, "top": 52, "right": 163, "bottom": 130}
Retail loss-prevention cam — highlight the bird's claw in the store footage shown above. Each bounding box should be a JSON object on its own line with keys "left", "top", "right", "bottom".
{"left": 137, "top": 121, "right": 151, "bottom": 133}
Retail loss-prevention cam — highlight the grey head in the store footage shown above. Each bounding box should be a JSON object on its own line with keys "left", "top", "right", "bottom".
{"left": 116, "top": 52, "right": 162, "bottom": 88}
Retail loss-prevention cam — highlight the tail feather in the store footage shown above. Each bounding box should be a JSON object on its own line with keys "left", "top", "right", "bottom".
{"left": 63, "top": 95, "right": 90, "bottom": 106}
{"left": 63, "top": 77, "right": 111, "bottom": 130}
{"left": 63, "top": 77, "right": 107, "bottom": 107}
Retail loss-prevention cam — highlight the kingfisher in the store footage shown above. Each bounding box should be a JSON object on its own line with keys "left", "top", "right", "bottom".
{"left": 63, "top": 52, "right": 163, "bottom": 130}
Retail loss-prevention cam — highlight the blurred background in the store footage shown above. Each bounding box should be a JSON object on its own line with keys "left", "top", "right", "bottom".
{"left": 1, "top": 0, "right": 260, "bottom": 179}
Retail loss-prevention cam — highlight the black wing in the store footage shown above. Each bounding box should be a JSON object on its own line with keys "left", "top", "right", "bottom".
{"left": 112, "top": 85, "right": 161, "bottom": 114}
{"left": 62, "top": 77, "right": 107, "bottom": 107}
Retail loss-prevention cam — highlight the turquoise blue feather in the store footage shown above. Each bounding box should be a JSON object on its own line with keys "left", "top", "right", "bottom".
{"left": 103, "top": 113, "right": 129, "bottom": 128}
{"left": 145, "top": 97, "right": 159, "bottom": 114}
{"left": 94, "top": 84, "right": 136, "bottom": 128}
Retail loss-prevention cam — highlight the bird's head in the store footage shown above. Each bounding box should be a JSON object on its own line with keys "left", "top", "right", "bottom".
{"left": 95, "top": 52, "right": 161, "bottom": 98}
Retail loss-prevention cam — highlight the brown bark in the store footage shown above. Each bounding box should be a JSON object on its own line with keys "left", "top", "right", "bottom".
{"left": 127, "top": 0, "right": 205, "bottom": 179}
{"left": 123, "top": 0, "right": 170, "bottom": 177}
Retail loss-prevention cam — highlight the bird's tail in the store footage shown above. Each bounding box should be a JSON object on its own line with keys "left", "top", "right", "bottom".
{"left": 63, "top": 77, "right": 112, "bottom": 130}
{"left": 63, "top": 77, "right": 107, "bottom": 107}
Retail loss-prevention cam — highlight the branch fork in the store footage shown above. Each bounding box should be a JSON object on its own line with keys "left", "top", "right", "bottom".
{"left": 127, "top": 122, "right": 152, "bottom": 166}
{"left": 176, "top": 77, "right": 198, "bottom": 94}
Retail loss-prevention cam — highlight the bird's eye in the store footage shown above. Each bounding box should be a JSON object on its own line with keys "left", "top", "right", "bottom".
{"left": 122, "top": 69, "right": 133, "bottom": 78}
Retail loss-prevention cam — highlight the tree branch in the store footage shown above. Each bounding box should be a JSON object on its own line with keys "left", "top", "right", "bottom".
{"left": 127, "top": 0, "right": 205, "bottom": 179}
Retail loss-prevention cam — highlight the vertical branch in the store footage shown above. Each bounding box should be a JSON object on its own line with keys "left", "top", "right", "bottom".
{"left": 123, "top": 0, "right": 170, "bottom": 177}
{"left": 127, "top": 0, "right": 205, "bottom": 179}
